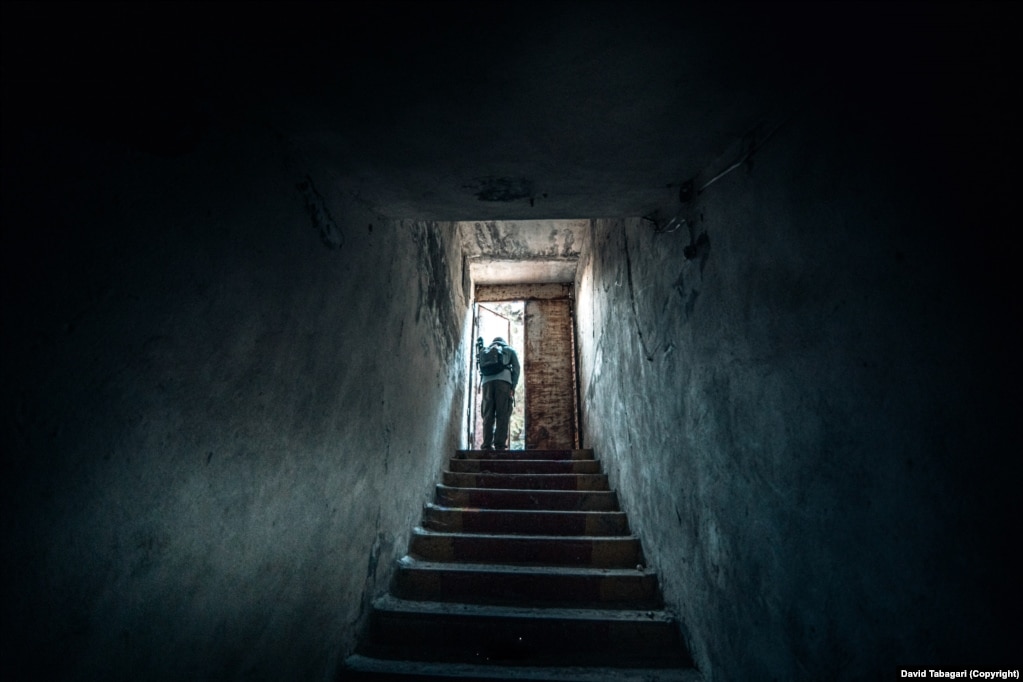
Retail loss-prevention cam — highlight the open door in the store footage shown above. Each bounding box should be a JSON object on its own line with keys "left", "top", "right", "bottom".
{"left": 476, "top": 283, "right": 578, "bottom": 450}
{"left": 470, "top": 300, "right": 525, "bottom": 449}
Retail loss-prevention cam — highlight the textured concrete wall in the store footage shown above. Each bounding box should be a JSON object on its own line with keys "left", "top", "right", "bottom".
{"left": 575, "top": 91, "right": 1019, "bottom": 679}
{"left": 1, "top": 122, "right": 468, "bottom": 681}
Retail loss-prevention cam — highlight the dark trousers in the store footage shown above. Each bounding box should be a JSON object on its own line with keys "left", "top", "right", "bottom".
{"left": 481, "top": 380, "right": 513, "bottom": 449}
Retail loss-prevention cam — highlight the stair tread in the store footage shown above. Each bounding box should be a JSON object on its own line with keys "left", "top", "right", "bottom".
{"left": 452, "top": 459, "right": 602, "bottom": 463}
{"left": 436, "top": 484, "right": 617, "bottom": 494}
{"left": 422, "top": 505, "right": 630, "bottom": 537}
{"left": 398, "top": 555, "right": 653, "bottom": 577}
{"left": 413, "top": 526, "right": 638, "bottom": 543}
{"left": 456, "top": 449, "right": 595, "bottom": 458}
{"left": 449, "top": 461, "right": 603, "bottom": 473}
{"left": 440, "top": 475, "right": 611, "bottom": 491}
{"left": 343, "top": 654, "right": 703, "bottom": 681}
{"left": 410, "top": 526, "right": 645, "bottom": 567}
{"left": 349, "top": 449, "right": 695, "bottom": 679}
{"left": 435, "top": 486, "right": 620, "bottom": 512}
{"left": 425, "top": 503, "right": 624, "bottom": 516}
{"left": 435, "top": 485, "right": 618, "bottom": 501}
{"left": 446, "top": 474, "right": 605, "bottom": 480}
{"left": 372, "top": 594, "right": 675, "bottom": 622}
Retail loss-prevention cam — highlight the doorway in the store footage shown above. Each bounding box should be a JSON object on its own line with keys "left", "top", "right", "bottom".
{"left": 472, "top": 301, "right": 525, "bottom": 450}
{"left": 471, "top": 283, "right": 579, "bottom": 450}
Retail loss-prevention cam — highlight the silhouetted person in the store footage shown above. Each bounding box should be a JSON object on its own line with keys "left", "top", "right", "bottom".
{"left": 477, "top": 336, "right": 520, "bottom": 450}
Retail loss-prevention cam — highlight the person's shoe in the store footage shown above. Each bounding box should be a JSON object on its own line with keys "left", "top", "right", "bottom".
{"left": 481, "top": 445, "right": 494, "bottom": 451}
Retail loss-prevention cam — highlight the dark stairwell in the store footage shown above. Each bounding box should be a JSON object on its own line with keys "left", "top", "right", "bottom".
{"left": 344, "top": 448, "right": 700, "bottom": 680}
{"left": 2, "top": 3, "right": 1020, "bottom": 682}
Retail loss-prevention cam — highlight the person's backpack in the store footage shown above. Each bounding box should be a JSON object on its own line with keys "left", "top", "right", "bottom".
{"left": 478, "top": 343, "right": 510, "bottom": 376}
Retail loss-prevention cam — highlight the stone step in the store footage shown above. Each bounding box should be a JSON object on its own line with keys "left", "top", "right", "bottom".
{"left": 422, "top": 504, "right": 630, "bottom": 536}
{"left": 456, "top": 449, "right": 595, "bottom": 461}
{"left": 434, "top": 484, "right": 620, "bottom": 511}
{"left": 442, "top": 471, "right": 610, "bottom": 491}
{"left": 392, "top": 556, "right": 662, "bottom": 609}
{"left": 449, "top": 459, "right": 602, "bottom": 474}
{"left": 409, "top": 527, "right": 644, "bottom": 568}
{"left": 357, "top": 595, "right": 693, "bottom": 669}
{"left": 344, "top": 448, "right": 699, "bottom": 681}
{"left": 342, "top": 653, "right": 704, "bottom": 681}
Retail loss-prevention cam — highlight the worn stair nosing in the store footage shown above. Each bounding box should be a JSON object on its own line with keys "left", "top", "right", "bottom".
{"left": 424, "top": 503, "right": 626, "bottom": 517}
{"left": 435, "top": 484, "right": 618, "bottom": 495}
{"left": 393, "top": 558, "right": 662, "bottom": 601}
{"left": 409, "top": 527, "right": 644, "bottom": 567}
{"left": 442, "top": 472, "right": 611, "bottom": 491}
{"left": 365, "top": 595, "right": 690, "bottom": 663}
{"left": 444, "top": 472, "right": 608, "bottom": 479}
{"left": 422, "top": 504, "right": 630, "bottom": 533}
{"left": 450, "top": 458, "right": 602, "bottom": 463}
{"left": 433, "top": 485, "right": 621, "bottom": 512}
{"left": 449, "top": 459, "right": 602, "bottom": 466}
{"left": 448, "top": 462, "right": 603, "bottom": 475}
{"left": 396, "top": 555, "right": 656, "bottom": 578}
{"left": 455, "top": 449, "right": 596, "bottom": 460}
{"left": 371, "top": 594, "right": 677, "bottom": 623}
{"left": 412, "top": 526, "right": 638, "bottom": 544}
{"left": 342, "top": 654, "right": 704, "bottom": 681}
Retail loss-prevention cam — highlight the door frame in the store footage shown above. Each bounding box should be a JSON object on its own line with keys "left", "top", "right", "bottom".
{"left": 474, "top": 283, "right": 579, "bottom": 449}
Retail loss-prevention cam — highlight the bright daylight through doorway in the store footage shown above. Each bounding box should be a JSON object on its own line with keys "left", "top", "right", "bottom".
{"left": 472, "top": 300, "right": 525, "bottom": 450}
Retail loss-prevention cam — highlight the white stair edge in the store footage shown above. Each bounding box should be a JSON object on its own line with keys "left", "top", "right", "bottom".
{"left": 397, "top": 555, "right": 654, "bottom": 577}
{"left": 372, "top": 593, "right": 677, "bottom": 623}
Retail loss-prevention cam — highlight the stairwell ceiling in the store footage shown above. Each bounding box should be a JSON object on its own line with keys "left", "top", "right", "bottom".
{"left": 264, "top": 0, "right": 809, "bottom": 222}
{"left": 7, "top": 1, "right": 834, "bottom": 223}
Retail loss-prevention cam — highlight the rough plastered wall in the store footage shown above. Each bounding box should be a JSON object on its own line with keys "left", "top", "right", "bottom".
{"left": 1, "top": 120, "right": 468, "bottom": 681}
{"left": 575, "top": 91, "right": 1019, "bottom": 679}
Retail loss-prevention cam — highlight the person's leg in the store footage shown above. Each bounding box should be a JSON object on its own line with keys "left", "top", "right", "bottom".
{"left": 480, "top": 381, "right": 496, "bottom": 450}
{"left": 492, "top": 381, "right": 513, "bottom": 450}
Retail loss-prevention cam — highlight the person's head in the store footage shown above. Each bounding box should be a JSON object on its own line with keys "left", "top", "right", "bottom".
{"left": 492, "top": 337, "right": 506, "bottom": 345}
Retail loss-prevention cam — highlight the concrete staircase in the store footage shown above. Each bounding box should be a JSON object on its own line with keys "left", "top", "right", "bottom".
{"left": 341, "top": 449, "right": 701, "bottom": 681}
